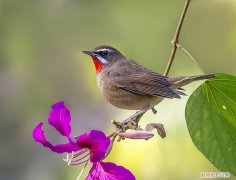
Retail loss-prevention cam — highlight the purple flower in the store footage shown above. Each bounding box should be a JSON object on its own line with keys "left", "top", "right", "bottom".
{"left": 86, "top": 162, "right": 136, "bottom": 180}
{"left": 33, "top": 122, "right": 80, "bottom": 153}
{"left": 77, "top": 130, "right": 110, "bottom": 163}
{"left": 32, "top": 101, "right": 135, "bottom": 180}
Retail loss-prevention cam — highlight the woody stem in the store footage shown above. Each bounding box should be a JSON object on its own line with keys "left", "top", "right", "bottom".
{"left": 164, "top": 0, "right": 191, "bottom": 76}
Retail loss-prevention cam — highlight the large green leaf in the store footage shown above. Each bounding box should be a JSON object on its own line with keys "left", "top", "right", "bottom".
{"left": 185, "top": 73, "right": 236, "bottom": 175}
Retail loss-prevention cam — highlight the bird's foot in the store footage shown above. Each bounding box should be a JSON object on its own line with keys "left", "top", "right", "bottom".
{"left": 119, "top": 118, "right": 139, "bottom": 132}
{"left": 118, "top": 109, "right": 147, "bottom": 132}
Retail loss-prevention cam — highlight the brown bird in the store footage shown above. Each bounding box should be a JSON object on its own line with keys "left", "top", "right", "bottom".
{"left": 83, "top": 45, "right": 214, "bottom": 123}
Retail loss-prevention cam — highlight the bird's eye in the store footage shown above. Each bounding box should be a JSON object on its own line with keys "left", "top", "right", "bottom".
{"left": 101, "top": 50, "right": 109, "bottom": 56}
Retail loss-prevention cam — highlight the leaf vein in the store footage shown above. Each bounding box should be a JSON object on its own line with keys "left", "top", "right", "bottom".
{"left": 205, "top": 85, "right": 231, "bottom": 170}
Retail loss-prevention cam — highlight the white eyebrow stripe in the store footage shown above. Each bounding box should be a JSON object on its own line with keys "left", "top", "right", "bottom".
{"left": 96, "top": 56, "right": 108, "bottom": 64}
{"left": 98, "top": 48, "right": 113, "bottom": 53}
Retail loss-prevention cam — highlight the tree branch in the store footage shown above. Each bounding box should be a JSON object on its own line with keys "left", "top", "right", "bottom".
{"left": 164, "top": 0, "right": 191, "bottom": 76}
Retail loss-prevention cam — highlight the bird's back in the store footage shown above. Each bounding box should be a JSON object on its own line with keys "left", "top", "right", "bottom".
{"left": 96, "top": 59, "right": 182, "bottom": 110}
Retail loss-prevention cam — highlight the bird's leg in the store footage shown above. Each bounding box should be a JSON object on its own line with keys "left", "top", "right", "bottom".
{"left": 132, "top": 110, "right": 146, "bottom": 125}
{"left": 122, "top": 109, "right": 147, "bottom": 125}
{"left": 119, "top": 107, "right": 149, "bottom": 131}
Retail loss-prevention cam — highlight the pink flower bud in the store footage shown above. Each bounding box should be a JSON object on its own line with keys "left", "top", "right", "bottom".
{"left": 118, "top": 130, "right": 154, "bottom": 140}
{"left": 145, "top": 123, "right": 166, "bottom": 138}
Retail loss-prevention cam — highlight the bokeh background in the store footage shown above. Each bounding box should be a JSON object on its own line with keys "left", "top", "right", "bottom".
{"left": 0, "top": 0, "right": 236, "bottom": 179}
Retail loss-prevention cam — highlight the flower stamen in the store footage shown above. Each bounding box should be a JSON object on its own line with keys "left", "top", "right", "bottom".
{"left": 63, "top": 149, "right": 90, "bottom": 165}
{"left": 70, "top": 152, "right": 90, "bottom": 163}
{"left": 76, "top": 160, "right": 89, "bottom": 180}
{"left": 63, "top": 153, "right": 69, "bottom": 162}
{"left": 73, "top": 148, "right": 89, "bottom": 158}
{"left": 69, "top": 158, "right": 90, "bottom": 165}
{"left": 63, "top": 151, "right": 75, "bottom": 165}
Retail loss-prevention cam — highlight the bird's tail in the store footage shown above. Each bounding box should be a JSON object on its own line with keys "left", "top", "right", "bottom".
{"left": 169, "top": 74, "right": 215, "bottom": 89}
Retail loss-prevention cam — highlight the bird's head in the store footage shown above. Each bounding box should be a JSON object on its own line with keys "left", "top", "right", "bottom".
{"left": 83, "top": 45, "right": 126, "bottom": 73}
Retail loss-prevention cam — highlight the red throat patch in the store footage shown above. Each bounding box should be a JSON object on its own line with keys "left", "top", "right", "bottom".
{"left": 92, "top": 56, "right": 103, "bottom": 73}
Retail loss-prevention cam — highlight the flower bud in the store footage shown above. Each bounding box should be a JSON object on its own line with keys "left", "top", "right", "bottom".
{"left": 145, "top": 123, "right": 166, "bottom": 138}
{"left": 118, "top": 130, "right": 154, "bottom": 140}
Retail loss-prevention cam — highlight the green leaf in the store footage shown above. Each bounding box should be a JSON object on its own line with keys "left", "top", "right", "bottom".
{"left": 185, "top": 73, "right": 236, "bottom": 175}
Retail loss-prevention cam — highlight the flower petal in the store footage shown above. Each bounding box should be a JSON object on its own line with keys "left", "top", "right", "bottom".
{"left": 32, "top": 122, "right": 80, "bottom": 154}
{"left": 77, "top": 130, "right": 110, "bottom": 162}
{"left": 48, "top": 101, "right": 71, "bottom": 137}
{"left": 53, "top": 143, "right": 81, "bottom": 154}
{"left": 86, "top": 162, "right": 136, "bottom": 180}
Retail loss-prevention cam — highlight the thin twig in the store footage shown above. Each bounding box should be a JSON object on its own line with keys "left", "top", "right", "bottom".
{"left": 164, "top": 0, "right": 191, "bottom": 76}
{"left": 105, "top": 134, "right": 118, "bottom": 157}
{"left": 177, "top": 43, "right": 205, "bottom": 73}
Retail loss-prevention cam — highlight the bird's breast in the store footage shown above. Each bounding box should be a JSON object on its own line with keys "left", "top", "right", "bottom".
{"left": 96, "top": 72, "right": 155, "bottom": 110}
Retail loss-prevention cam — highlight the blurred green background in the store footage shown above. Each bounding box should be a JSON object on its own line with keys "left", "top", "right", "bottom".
{"left": 0, "top": 0, "right": 235, "bottom": 179}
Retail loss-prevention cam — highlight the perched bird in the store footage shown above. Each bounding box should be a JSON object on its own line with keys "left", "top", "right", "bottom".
{"left": 83, "top": 45, "right": 214, "bottom": 118}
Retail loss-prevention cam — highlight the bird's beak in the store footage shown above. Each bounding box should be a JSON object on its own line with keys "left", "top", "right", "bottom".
{"left": 82, "top": 50, "right": 94, "bottom": 56}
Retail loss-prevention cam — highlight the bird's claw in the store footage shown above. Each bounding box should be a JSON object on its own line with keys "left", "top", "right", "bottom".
{"left": 118, "top": 119, "right": 140, "bottom": 132}
{"left": 118, "top": 122, "right": 126, "bottom": 132}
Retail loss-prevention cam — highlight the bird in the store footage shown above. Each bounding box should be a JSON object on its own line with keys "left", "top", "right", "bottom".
{"left": 82, "top": 45, "right": 214, "bottom": 124}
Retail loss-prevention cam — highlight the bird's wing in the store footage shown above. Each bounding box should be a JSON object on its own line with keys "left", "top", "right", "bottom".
{"left": 110, "top": 60, "right": 184, "bottom": 99}
{"left": 117, "top": 75, "right": 182, "bottom": 98}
